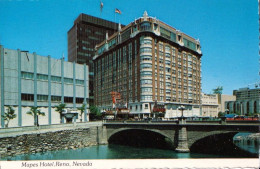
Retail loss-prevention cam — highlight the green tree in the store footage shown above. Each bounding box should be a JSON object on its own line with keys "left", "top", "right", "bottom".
{"left": 218, "top": 111, "right": 225, "bottom": 118}
{"left": 213, "top": 86, "right": 223, "bottom": 94}
{"left": 89, "top": 105, "right": 102, "bottom": 120}
{"left": 27, "top": 107, "right": 45, "bottom": 126}
{"left": 234, "top": 111, "right": 240, "bottom": 115}
{"left": 77, "top": 103, "right": 86, "bottom": 122}
{"left": 2, "top": 106, "right": 17, "bottom": 128}
{"left": 55, "top": 103, "right": 66, "bottom": 123}
{"left": 245, "top": 112, "right": 253, "bottom": 116}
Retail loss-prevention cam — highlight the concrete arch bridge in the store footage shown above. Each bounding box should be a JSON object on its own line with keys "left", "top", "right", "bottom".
{"left": 97, "top": 120, "right": 259, "bottom": 153}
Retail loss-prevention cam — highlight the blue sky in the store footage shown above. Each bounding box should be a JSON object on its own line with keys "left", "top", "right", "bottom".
{"left": 0, "top": 0, "right": 259, "bottom": 95}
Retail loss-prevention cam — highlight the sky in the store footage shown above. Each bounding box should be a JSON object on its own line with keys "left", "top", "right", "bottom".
{"left": 0, "top": 0, "right": 259, "bottom": 95}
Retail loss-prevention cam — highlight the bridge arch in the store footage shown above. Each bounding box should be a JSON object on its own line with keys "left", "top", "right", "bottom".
{"left": 188, "top": 131, "right": 236, "bottom": 148}
{"left": 187, "top": 131, "right": 255, "bottom": 157}
{"left": 107, "top": 128, "right": 175, "bottom": 149}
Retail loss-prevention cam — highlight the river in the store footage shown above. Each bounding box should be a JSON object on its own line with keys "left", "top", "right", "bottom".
{"left": 0, "top": 144, "right": 239, "bottom": 161}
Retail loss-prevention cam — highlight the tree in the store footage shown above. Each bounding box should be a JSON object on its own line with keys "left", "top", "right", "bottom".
{"left": 245, "top": 112, "right": 253, "bottom": 116}
{"left": 218, "top": 111, "right": 225, "bottom": 118}
{"left": 77, "top": 104, "right": 86, "bottom": 122}
{"left": 55, "top": 103, "right": 66, "bottom": 123}
{"left": 89, "top": 105, "right": 102, "bottom": 120}
{"left": 27, "top": 107, "right": 45, "bottom": 126}
{"left": 213, "top": 86, "right": 223, "bottom": 94}
{"left": 2, "top": 106, "right": 17, "bottom": 128}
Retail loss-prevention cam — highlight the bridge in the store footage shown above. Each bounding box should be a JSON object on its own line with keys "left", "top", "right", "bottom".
{"left": 102, "top": 118, "right": 260, "bottom": 153}
{"left": 0, "top": 120, "right": 258, "bottom": 158}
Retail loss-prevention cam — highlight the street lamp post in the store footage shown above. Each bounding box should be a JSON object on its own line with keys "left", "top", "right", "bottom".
{"left": 178, "top": 105, "right": 185, "bottom": 118}
{"left": 178, "top": 105, "right": 186, "bottom": 124}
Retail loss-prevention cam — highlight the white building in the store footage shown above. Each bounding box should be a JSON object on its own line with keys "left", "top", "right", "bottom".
{"left": 0, "top": 46, "right": 89, "bottom": 128}
{"left": 201, "top": 93, "right": 219, "bottom": 117}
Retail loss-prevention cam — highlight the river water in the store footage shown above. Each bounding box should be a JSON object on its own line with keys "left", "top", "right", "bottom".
{"left": 0, "top": 144, "right": 236, "bottom": 161}
{"left": 1, "top": 132, "right": 258, "bottom": 160}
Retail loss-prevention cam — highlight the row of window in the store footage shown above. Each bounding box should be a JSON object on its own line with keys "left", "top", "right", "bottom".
{"left": 21, "top": 93, "right": 85, "bottom": 103}
{"left": 129, "top": 104, "right": 149, "bottom": 110}
{"left": 100, "top": 20, "right": 199, "bottom": 59}
{"left": 140, "top": 39, "right": 152, "bottom": 45}
{"left": 21, "top": 72, "right": 85, "bottom": 85}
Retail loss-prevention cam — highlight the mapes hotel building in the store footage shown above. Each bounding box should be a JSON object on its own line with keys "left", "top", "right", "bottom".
{"left": 93, "top": 12, "right": 202, "bottom": 118}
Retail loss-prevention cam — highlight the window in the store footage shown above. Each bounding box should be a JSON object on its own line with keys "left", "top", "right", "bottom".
{"left": 37, "top": 74, "right": 48, "bottom": 81}
{"left": 51, "top": 76, "right": 61, "bottom": 82}
{"left": 160, "top": 27, "right": 171, "bottom": 39}
{"left": 154, "top": 23, "right": 158, "bottom": 30}
{"left": 21, "top": 72, "right": 33, "bottom": 79}
{"left": 141, "top": 39, "right": 152, "bottom": 45}
{"left": 108, "top": 38, "right": 116, "bottom": 48}
{"left": 95, "top": 31, "right": 103, "bottom": 35}
{"left": 166, "top": 89, "right": 171, "bottom": 94}
{"left": 89, "top": 36, "right": 99, "bottom": 41}
{"left": 140, "top": 63, "right": 152, "bottom": 69}
{"left": 141, "top": 95, "right": 152, "bottom": 100}
{"left": 140, "top": 105, "right": 143, "bottom": 110}
{"left": 166, "top": 68, "right": 171, "bottom": 73}
{"left": 76, "top": 79, "right": 84, "bottom": 85}
{"left": 37, "top": 95, "right": 48, "bottom": 101}
{"left": 166, "top": 75, "right": 171, "bottom": 80}
{"left": 145, "top": 104, "right": 149, "bottom": 109}
{"left": 170, "top": 32, "right": 176, "bottom": 42}
{"left": 64, "top": 97, "right": 73, "bottom": 103}
{"left": 64, "top": 78, "right": 73, "bottom": 84}
{"left": 122, "top": 28, "right": 131, "bottom": 42}
{"left": 51, "top": 96, "right": 61, "bottom": 102}
{"left": 141, "top": 55, "right": 152, "bottom": 61}
{"left": 136, "top": 105, "right": 138, "bottom": 110}
{"left": 141, "top": 87, "right": 152, "bottom": 93}
{"left": 183, "top": 38, "right": 196, "bottom": 51}
{"left": 165, "top": 60, "right": 171, "bottom": 66}
{"left": 140, "top": 22, "right": 151, "bottom": 31}
{"left": 140, "top": 47, "right": 152, "bottom": 53}
{"left": 141, "top": 79, "right": 152, "bottom": 85}
{"left": 76, "top": 98, "right": 84, "bottom": 104}
{"left": 21, "top": 93, "right": 34, "bottom": 101}
{"left": 141, "top": 71, "right": 152, "bottom": 77}
{"left": 82, "top": 47, "right": 94, "bottom": 51}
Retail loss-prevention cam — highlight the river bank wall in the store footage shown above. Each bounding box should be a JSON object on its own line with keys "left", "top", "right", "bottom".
{"left": 0, "top": 122, "right": 107, "bottom": 158}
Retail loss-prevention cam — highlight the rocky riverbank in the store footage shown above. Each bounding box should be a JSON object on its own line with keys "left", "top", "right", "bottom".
{"left": 0, "top": 125, "right": 107, "bottom": 158}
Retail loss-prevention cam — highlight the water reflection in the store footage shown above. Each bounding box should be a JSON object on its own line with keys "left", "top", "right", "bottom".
{"left": 233, "top": 132, "right": 259, "bottom": 154}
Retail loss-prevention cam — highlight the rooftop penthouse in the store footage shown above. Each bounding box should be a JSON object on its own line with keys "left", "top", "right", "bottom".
{"left": 94, "top": 11, "right": 202, "bottom": 59}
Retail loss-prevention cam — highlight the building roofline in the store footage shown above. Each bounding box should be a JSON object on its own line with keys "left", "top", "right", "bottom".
{"left": 74, "top": 13, "right": 124, "bottom": 29}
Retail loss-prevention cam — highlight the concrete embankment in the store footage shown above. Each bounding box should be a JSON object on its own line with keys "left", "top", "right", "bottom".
{"left": 0, "top": 122, "right": 107, "bottom": 158}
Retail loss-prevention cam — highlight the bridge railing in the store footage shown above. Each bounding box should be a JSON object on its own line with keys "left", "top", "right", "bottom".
{"left": 103, "top": 119, "right": 178, "bottom": 124}
{"left": 104, "top": 118, "right": 260, "bottom": 125}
